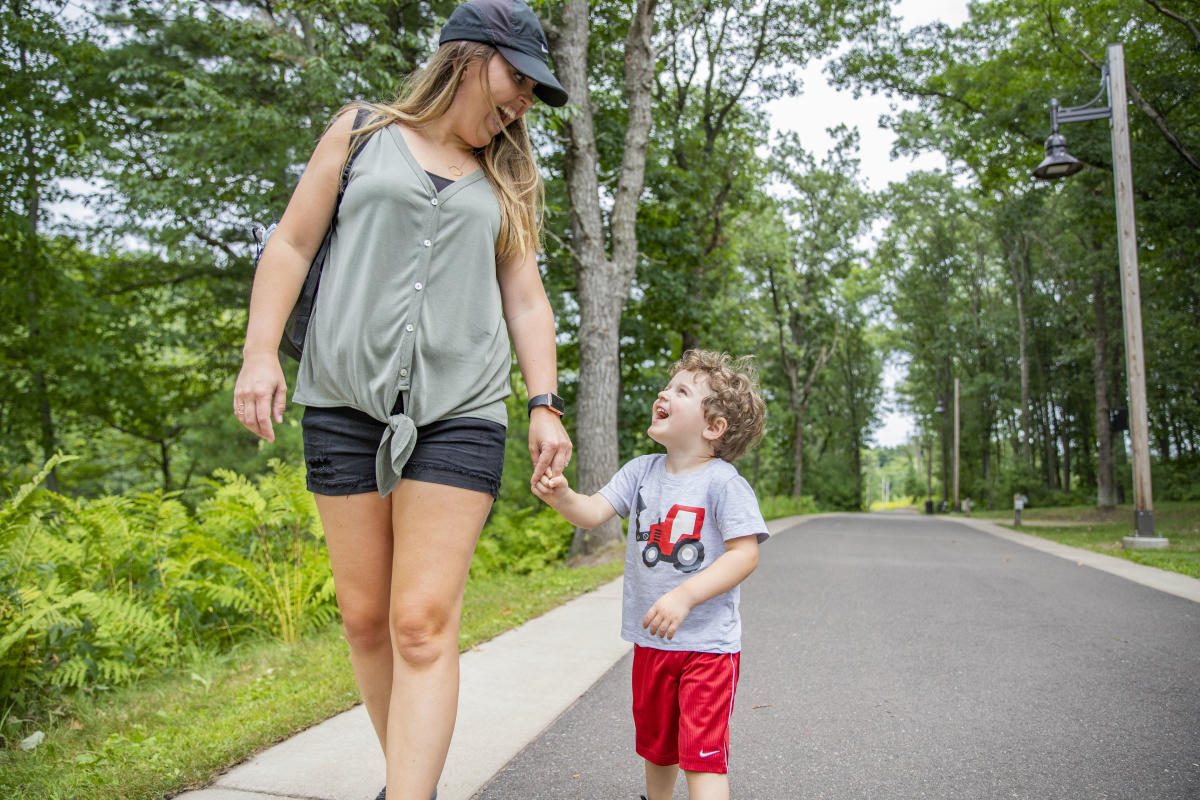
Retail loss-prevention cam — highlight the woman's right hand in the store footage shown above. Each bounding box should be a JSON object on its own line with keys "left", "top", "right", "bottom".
{"left": 234, "top": 350, "right": 288, "bottom": 442}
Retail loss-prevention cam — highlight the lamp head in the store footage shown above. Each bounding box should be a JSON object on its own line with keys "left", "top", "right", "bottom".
{"left": 1032, "top": 131, "right": 1084, "bottom": 180}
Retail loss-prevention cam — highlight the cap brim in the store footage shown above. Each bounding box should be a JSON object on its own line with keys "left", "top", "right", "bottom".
{"left": 496, "top": 44, "right": 568, "bottom": 107}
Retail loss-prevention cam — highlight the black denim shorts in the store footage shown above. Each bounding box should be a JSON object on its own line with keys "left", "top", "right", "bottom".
{"left": 301, "top": 402, "right": 506, "bottom": 498}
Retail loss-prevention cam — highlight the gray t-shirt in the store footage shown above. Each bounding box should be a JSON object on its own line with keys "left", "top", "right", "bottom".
{"left": 600, "top": 454, "right": 768, "bottom": 654}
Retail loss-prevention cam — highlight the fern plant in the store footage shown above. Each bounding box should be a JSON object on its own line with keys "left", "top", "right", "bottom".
{"left": 0, "top": 455, "right": 78, "bottom": 711}
{"left": 183, "top": 461, "right": 336, "bottom": 643}
{"left": 0, "top": 456, "right": 179, "bottom": 700}
{"left": 472, "top": 504, "right": 574, "bottom": 575}
{"left": 0, "top": 456, "right": 341, "bottom": 725}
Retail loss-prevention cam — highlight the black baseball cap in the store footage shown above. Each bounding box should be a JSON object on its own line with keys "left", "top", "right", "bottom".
{"left": 438, "top": 0, "right": 568, "bottom": 107}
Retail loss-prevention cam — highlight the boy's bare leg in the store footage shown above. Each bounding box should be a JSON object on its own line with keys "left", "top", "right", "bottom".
{"left": 684, "top": 769, "right": 729, "bottom": 800}
{"left": 645, "top": 760, "right": 679, "bottom": 799}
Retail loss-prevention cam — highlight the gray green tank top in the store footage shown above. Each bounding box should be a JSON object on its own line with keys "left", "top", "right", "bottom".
{"left": 293, "top": 124, "right": 511, "bottom": 497}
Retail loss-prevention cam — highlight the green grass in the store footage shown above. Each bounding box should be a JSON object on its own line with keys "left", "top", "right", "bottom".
{"left": 973, "top": 501, "right": 1200, "bottom": 579}
{"left": 0, "top": 559, "right": 624, "bottom": 800}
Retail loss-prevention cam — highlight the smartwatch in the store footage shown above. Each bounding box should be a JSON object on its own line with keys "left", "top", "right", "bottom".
{"left": 528, "top": 393, "right": 565, "bottom": 417}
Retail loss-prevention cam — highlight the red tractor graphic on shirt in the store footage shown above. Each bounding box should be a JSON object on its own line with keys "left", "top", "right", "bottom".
{"left": 636, "top": 501, "right": 706, "bottom": 573}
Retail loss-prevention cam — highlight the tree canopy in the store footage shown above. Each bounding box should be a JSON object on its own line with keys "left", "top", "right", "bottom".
{"left": 2, "top": 0, "right": 1196, "bottom": 518}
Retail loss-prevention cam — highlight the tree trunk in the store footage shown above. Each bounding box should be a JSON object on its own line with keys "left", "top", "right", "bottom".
{"left": 925, "top": 435, "right": 933, "bottom": 500}
{"left": 1093, "top": 272, "right": 1116, "bottom": 508}
{"left": 160, "top": 439, "right": 172, "bottom": 493}
{"left": 20, "top": 67, "right": 58, "bottom": 493}
{"left": 1059, "top": 405, "right": 1071, "bottom": 492}
{"left": 1009, "top": 240, "right": 1032, "bottom": 466}
{"left": 853, "top": 428, "right": 864, "bottom": 510}
{"left": 790, "top": 342, "right": 832, "bottom": 498}
{"left": 1042, "top": 395, "right": 1060, "bottom": 491}
{"left": 940, "top": 414, "right": 949, "bottom": 505}
{"left": 981, "top": 420, "right": 992, "bottom": 508}
{"left": 1113, "top": 429, "right": 1128, "bottom": 505}
{"left": 940, "top": 359, "right": 950, "bottom": 506}
{"left": 556, "top": 0, "right": 658, "bottom": 556}
{"left": 792, "top": 417, "right": 804, "bottom": 498}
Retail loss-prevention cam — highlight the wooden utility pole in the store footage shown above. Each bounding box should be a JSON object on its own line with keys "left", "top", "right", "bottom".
{"left": 1035, "top": 43, "right": 1166, "bottom": 545}
{"left": 953, "top": 377, "right": 960, "bottom": 512}
{"left": 1107, "top": 44, "right": 1160, "bottom": 545}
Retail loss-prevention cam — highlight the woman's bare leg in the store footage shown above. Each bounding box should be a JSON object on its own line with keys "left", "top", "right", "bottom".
{"left": 316, "top": 492, "right": 396, "bottom": 748}
{"left": 385, "top": 479, "right": 493, "bottom": 800}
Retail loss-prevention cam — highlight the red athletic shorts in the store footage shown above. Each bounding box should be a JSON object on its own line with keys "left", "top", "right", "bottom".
{"left": 631, "top": 644, "right": 741, "bottom": 774}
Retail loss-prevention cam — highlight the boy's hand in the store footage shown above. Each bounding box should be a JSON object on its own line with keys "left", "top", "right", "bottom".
{"left": 642, "top": 588, "right": 693, "bottom": 640}
{"left": 530, "top": 475, "right": 617, "bottom": 530}
{"left": 531, "top": 470, "right": 571, "bottom": 506}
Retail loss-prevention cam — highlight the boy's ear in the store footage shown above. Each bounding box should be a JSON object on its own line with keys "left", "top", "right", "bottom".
{"left": 702, "top": 416, "right": 728, "bottom": 442}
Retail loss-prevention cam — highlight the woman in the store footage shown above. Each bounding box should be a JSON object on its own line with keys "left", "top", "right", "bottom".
{"left": 233, "top": 2, "right": 572, "bottom": 798}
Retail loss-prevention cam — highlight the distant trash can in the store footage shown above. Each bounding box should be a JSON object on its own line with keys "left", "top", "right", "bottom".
{"left": 924, "top": 499, "right": 934, "bottom": 515}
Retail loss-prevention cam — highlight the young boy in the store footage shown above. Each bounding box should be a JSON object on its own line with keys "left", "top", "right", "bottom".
{"left": 533, "top": 350, "right": 768, "bottom": 800}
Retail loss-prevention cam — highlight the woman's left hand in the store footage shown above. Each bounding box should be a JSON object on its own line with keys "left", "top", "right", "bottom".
{"left": 528, "top": 407, "right": 572, "bottom": 489}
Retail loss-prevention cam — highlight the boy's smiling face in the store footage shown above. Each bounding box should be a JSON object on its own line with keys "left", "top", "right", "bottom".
{"left": 648, "top": 369, "right": 719, "bottom": 451}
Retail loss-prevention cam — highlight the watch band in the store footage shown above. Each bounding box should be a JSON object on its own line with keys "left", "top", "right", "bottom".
{"left": 528, "top": 393, "right": 565, "bottom": 417}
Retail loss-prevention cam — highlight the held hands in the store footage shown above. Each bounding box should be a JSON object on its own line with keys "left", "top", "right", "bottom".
{"left": 531, "top": 469, "right": 617, "bottom": 530}
{"left": 643, "top": 588, "right": 694, "bottom": 641}
{"left": 528, "top": 406, "right": 572, "bottom": 491}
{"left": 531, "top": 469, "right": 571, "bottom": 507}
{"left": 233, "top": 351, "right": 287, "bottom": 442}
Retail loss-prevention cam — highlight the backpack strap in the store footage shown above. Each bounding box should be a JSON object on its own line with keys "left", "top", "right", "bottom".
{"left": 334, "top": 106, "right": 375, "bottom": 217}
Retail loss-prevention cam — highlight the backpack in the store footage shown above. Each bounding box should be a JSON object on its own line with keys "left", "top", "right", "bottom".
{"left": 252, "top": 106, "right": 374, "bottom": 361}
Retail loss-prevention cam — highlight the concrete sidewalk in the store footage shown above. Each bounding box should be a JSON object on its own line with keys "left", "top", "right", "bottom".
{"left": 176, "top": 577, "right": 630, "bottom": 800}
{"left": 953, "top": 514, "right": 1200, "bottom": 603}
{"left": 175, "top": 512, "right": 1198, "bottom": 800}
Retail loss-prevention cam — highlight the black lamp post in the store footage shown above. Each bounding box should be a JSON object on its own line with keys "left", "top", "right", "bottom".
{"left": 1032, "top": 43, "right": 1166, "bottom": 549}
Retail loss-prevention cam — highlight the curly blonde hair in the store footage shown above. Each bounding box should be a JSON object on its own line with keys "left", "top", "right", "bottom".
{"left": 670, "top": 350, "right": 766, "bottom": 462}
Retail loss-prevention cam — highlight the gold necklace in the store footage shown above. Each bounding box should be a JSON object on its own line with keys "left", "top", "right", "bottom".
{"left": 447, "top": 150, "right": 474, "bottom": 177}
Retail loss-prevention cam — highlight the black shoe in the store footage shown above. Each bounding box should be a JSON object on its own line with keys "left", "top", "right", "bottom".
{"left": 375, "top": 789, "right": 437, "bottom": 800}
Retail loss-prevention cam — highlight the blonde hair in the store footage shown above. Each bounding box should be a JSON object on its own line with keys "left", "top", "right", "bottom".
{"left": 670, "top": 350, "right": 766, "bottom": 462}
{"left": 336, "top": 41, "right": 543, "bottom": 264}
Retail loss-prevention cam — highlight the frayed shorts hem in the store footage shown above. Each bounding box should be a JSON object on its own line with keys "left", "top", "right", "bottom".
{"left": 301, "top": 405, "right": 504, "bottom": 499}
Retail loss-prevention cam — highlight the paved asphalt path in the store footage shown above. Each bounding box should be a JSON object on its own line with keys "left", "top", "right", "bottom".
{"left": 474, "top": 512, "right": 1200, "bottom": 799}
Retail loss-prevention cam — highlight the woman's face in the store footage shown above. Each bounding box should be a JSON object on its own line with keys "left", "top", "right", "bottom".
{"left": 453, "top": 52, "right": 537, "bottom": 148}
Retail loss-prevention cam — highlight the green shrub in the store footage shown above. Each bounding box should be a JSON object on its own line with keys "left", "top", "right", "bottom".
{"left": 1155, "top": 456, "right": 1200, "bottom": 502}
{"left": 0, "top": 457, "right": 337, "bottom": 728}
{"left": 758, "top": 494, "right": 819, "bottom": 519}
{"left": 180, "top": 462, "right": 336, "bottom": 644}
{"left": 472, "top": 504, "right": 574, "bottom": 576}
{"left": 0, "top": 456, "right": 175, "bottom": 724}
